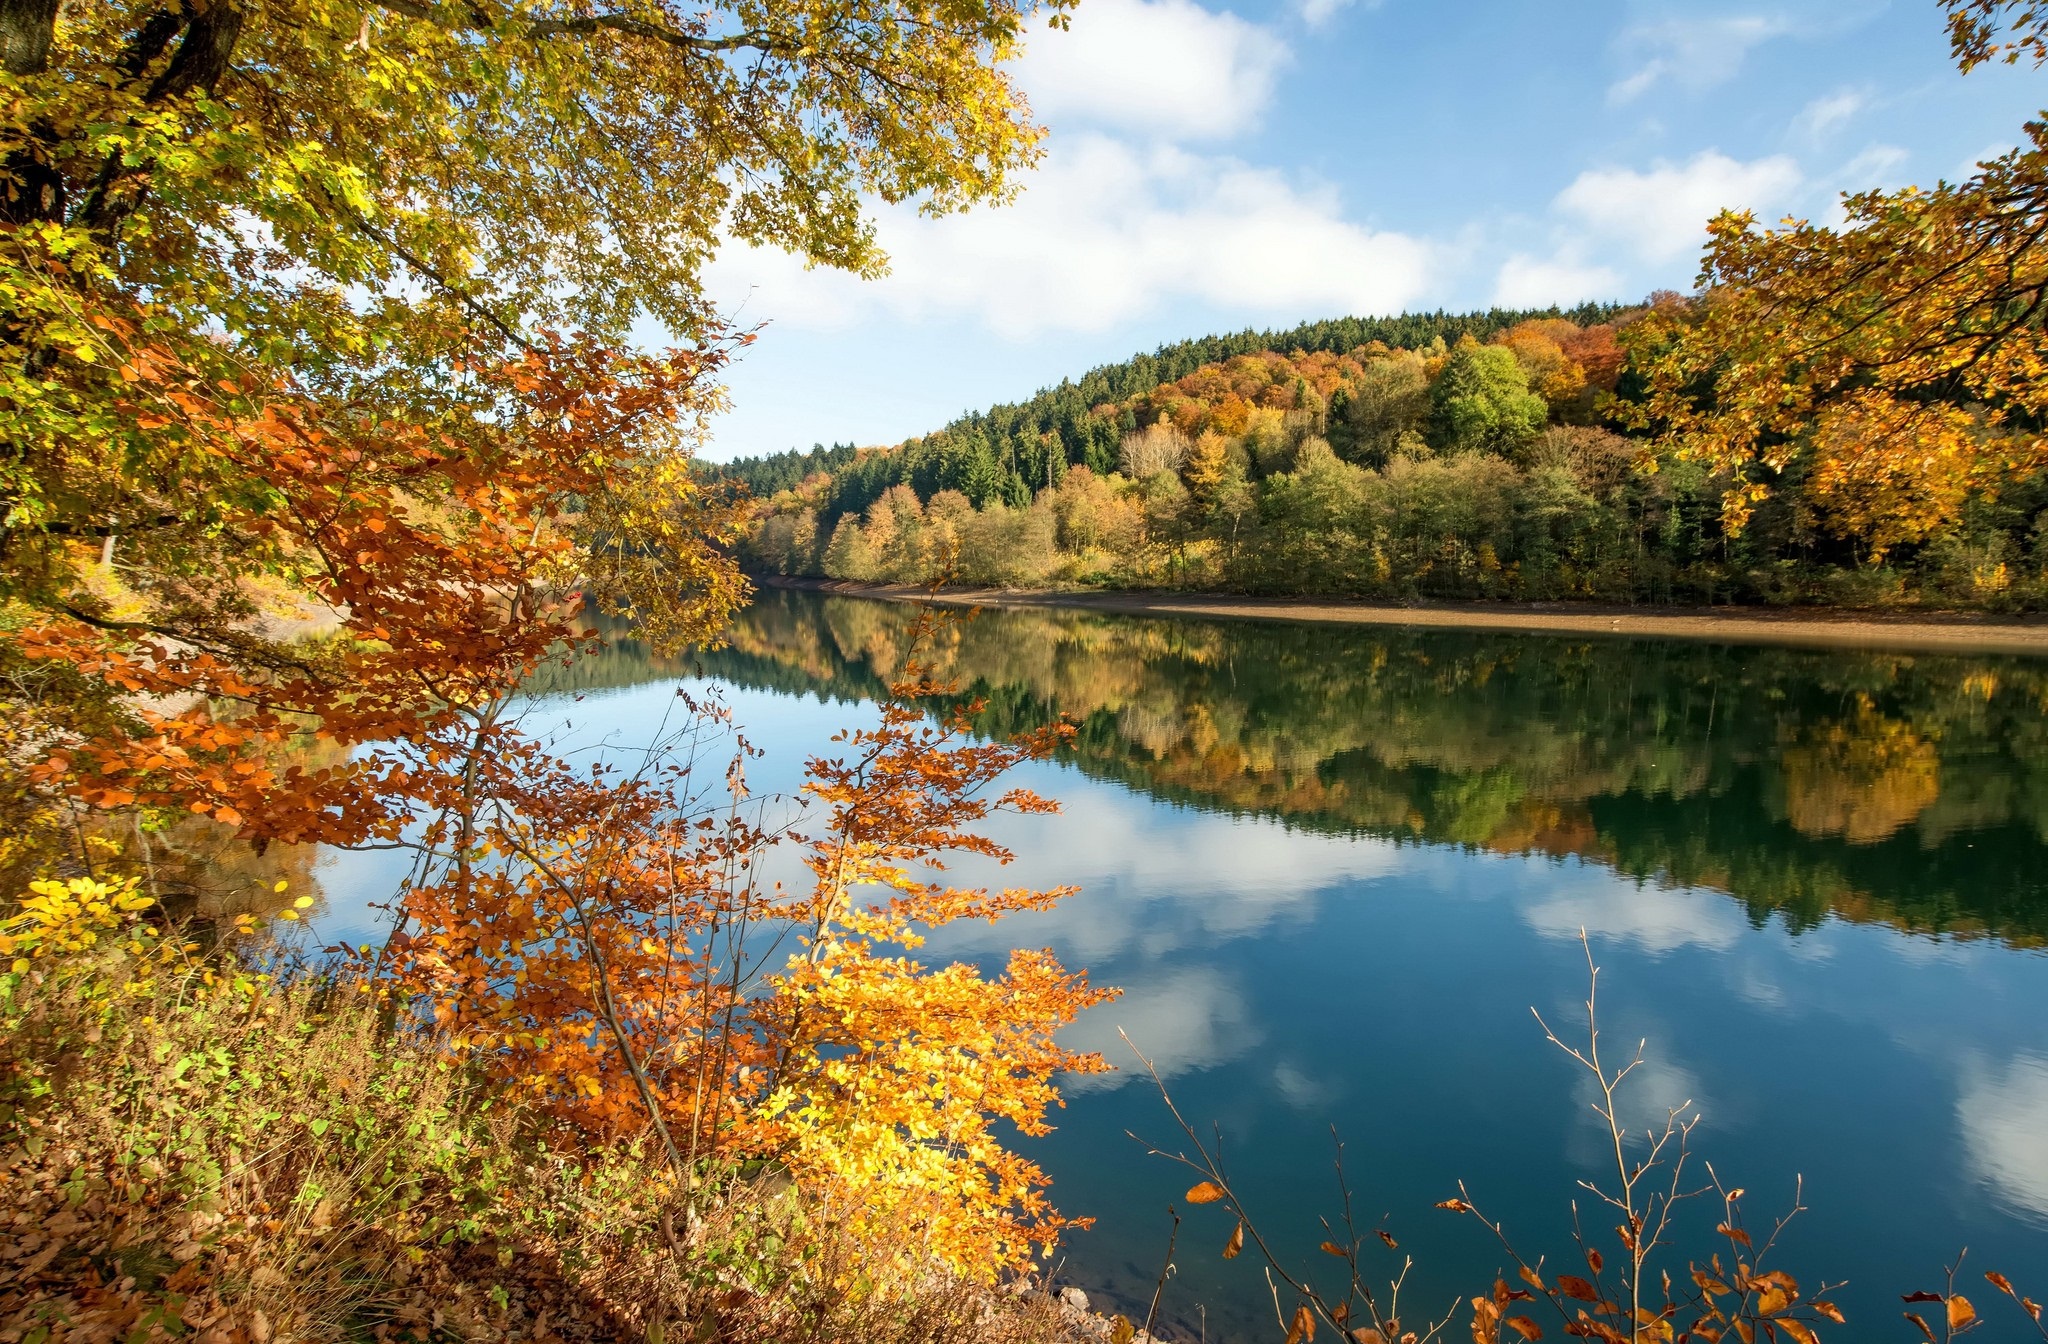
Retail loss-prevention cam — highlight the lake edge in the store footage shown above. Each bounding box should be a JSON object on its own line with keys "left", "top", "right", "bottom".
{"left": 753, "top": 574, "right": 2048, "bottom": 657}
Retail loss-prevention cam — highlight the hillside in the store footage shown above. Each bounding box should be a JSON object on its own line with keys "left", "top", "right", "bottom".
{"left": 707, "top": 303, "right": 1627, "bottom": 513}
{"left": 718, "top": 301, "right": 2048, "bottom": 612}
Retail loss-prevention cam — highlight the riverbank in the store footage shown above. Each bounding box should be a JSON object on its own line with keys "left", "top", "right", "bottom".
{"left": 755, "top": 576, "right": 2048, "bottom": 656}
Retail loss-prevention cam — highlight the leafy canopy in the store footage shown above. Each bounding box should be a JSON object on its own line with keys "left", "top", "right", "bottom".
{"left": 1, "top": 0, "right": 1072, "bottom": 856}
{"left": 1428, "top": 341, "right": 1548, "bottom": 457}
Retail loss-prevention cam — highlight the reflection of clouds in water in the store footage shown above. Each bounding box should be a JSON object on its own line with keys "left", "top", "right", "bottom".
{"left": 1782, "top": 930, "right": 1840, "bottom": 963}
{"left": 1957, "top": 1054, "right": 2048, "bottom": 1224}
{"left": 1523, "top": 879, "right": 1746, "bottom": 956}
{"left": 1885, "top": 934, "right": 1986, "bottom": 969}
{"left": 929, "top": 780, "right": 1411, "bottom": 964}
{"left": 1272, "top": 1059, "right": 1336, "bottom": 1112}
{"left": 1564, "top": 1052, "right": 1709, "bottom": 1171}
{"left": 1061, "top": 964, "right": 1261, "bottom": 1093}
{"left": 1731, "top": 966, "right": 1787, "bottom": 1010}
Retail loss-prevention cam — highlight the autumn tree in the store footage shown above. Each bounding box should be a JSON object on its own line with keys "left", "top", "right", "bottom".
{"left": 1623, "top": 0, "right": 2048, "bottom": 556}
{"left": 1, "top": 0, "right": 1114, "bottom": 1276}
{"left": 1121, "top": 422, "right": 1193, "bottom": 478}
{"left": 2, "top": 0, "right": 1074, "bottom": 770}
{"left": 1327, "top": 350, "right": 1431, "bottom": 467}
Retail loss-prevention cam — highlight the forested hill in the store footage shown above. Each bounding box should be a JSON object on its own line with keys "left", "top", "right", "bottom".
{"left": 718, "top": 294, "right": 2048, "bottom": 611}
{"left": 706, "top": 303, "right": 1627, "bottom": 501}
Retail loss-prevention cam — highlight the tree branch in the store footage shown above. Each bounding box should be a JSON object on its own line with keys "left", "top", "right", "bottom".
{"left": 368, "top": 0, "right": 785, "bottom": 55}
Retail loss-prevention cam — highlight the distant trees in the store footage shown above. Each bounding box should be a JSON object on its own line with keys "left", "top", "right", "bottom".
{"left": 738, "top": 273, "right": 2048, "bottom": 608}
{"left": 1328, "top": 350, "right": 1430, "bottom": 466}
{"left": 726, "top": 0, "right": 2048, "bottom": 610}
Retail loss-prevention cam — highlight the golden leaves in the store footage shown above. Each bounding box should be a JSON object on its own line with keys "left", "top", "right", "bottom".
{"left": 1185, "top": 1181, "right": 1226, "bottom": 1204}
{"left": 1621, "top": 97, "right": 2048, "bottom": 551}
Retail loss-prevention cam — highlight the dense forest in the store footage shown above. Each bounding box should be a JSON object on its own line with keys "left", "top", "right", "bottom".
{"left": 717, "top": 300, "right": 2048, "bottom": 609}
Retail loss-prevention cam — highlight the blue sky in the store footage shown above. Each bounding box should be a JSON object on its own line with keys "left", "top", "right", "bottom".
{"left": 695, "top": 0, "right": 2044, "bottom": 462}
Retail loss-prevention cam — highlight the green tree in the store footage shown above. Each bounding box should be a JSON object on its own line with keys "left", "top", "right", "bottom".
{"left": 1428, "top": 342, "right": 1549, "bottom": 457}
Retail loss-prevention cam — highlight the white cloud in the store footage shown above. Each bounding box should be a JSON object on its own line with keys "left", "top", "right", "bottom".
{"left": 1808, "top": 143, "right": 1911, "bottom": 227}
{"left": 1554, "top": 151, "right": 1803, "bottom": 263}
{"left": 711, "top": 134, "right": 1434, "bottom": 339}
{"left": 1609, "top": 15, "right": 1792, "bottom": 104}
{"left": 1492, "top": 253, "right": 1625, "bottom": 308}
{"left": 928, "top": 780, "right": 1411, "bottom": 965}
{"left": 1791, "top": 89, "right": 1868, "bottom": 142}
{"left": 1573, "top": 1053, "right": 1706, "bottom": 1144}
{"left": 1018, "top": 0, "right": 1289, "bottom": 141}
{"left": 1957, "top": 1053, "right": 2048, "bottom": 1219}
{"left": 1834, "top": 143, "right": 1910, "bottom": 187}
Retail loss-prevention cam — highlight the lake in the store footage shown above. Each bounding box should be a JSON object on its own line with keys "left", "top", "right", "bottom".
{"left": 315, "top": 586, "right": 2048, "bottom": 1340}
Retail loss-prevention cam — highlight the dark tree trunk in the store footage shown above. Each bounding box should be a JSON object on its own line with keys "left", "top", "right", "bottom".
{"left": 0, "top": 0, "right": 58, "bottom": 75}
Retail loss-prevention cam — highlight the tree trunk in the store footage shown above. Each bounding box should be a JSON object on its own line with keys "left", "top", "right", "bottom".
{"left": 1, "top": 0, "right": 58, "bottom": 75}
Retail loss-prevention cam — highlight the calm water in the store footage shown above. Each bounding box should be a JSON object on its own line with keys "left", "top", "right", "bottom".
{"left": 315, "top": 588, "right": 2048, "bottom": 1339}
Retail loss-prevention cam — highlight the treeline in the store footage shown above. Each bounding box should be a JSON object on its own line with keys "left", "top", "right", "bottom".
{"left": 725, "top": 305, "right": 2048, "bottom": 609}
{"left": 709, "top": 304, "right": 1623, "bottom": 517}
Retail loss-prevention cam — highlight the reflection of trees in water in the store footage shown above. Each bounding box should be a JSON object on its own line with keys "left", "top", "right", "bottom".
{"left": 1780, "top": 697, "right": 1942, "bottom": 844}
{"left": 133, "top": 811, "right": 325, "bottom": 925}
{"left": 693, "top": 588, "right": 2048, "bottom": 949}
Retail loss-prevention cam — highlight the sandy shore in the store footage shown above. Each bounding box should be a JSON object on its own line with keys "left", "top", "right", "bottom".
{"left": 758, "top": 576, "right": 2048, "bottom": 657}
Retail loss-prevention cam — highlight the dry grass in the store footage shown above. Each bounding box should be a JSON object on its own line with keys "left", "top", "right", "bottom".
{"left": 0, "top": 943, "right": 1082, "bottom": 1344}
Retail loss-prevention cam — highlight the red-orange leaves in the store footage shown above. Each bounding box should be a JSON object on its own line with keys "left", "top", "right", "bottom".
{"left": 1556, "top": 1275, "right": 1599, "bottom": 1303}
{"left": 22, "top": 325, "right": 747, "bottom": 857}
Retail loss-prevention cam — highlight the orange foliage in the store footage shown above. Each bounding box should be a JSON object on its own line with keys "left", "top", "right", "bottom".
{"left": 1623, "top": 45, "right": 2048, "bottom": 547}
{"left": 376, "top": 660, "right": 1113, "bottom": 1272}
{"left": 12, "top": 318, "right": 1110, "bottom": 1274}
{"left": 1805, "top": 394, "right": 2003, "bottom": 559}
{"left": 21, "top": 323, "right": 746, "bottom": 848}
{"left": 1131, "top": 349, "right": 1374, "bottom": 437}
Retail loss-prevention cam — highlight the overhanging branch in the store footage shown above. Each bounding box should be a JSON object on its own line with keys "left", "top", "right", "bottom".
{"left": 369, "top": 0, "right": 784, "bottom": 55}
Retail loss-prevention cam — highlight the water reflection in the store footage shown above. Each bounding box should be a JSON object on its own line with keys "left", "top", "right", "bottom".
{"left": 1957, "top": 1054, "right": 2048, "bottom": 1223}
{"left": 701, "top": 587, "right": 2048, "bottom": 950}
{"left": 673, "top": 589, "right": 2048, "bottom": 1333}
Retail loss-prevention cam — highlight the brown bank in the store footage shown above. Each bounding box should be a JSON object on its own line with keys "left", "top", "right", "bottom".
{"left": 757, "top": 576, "right": 2048, "bottom": 657}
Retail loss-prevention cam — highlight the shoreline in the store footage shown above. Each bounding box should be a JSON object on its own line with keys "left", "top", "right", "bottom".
{"left": 754, "top": 575, "right": 2048, "bottom": 656}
